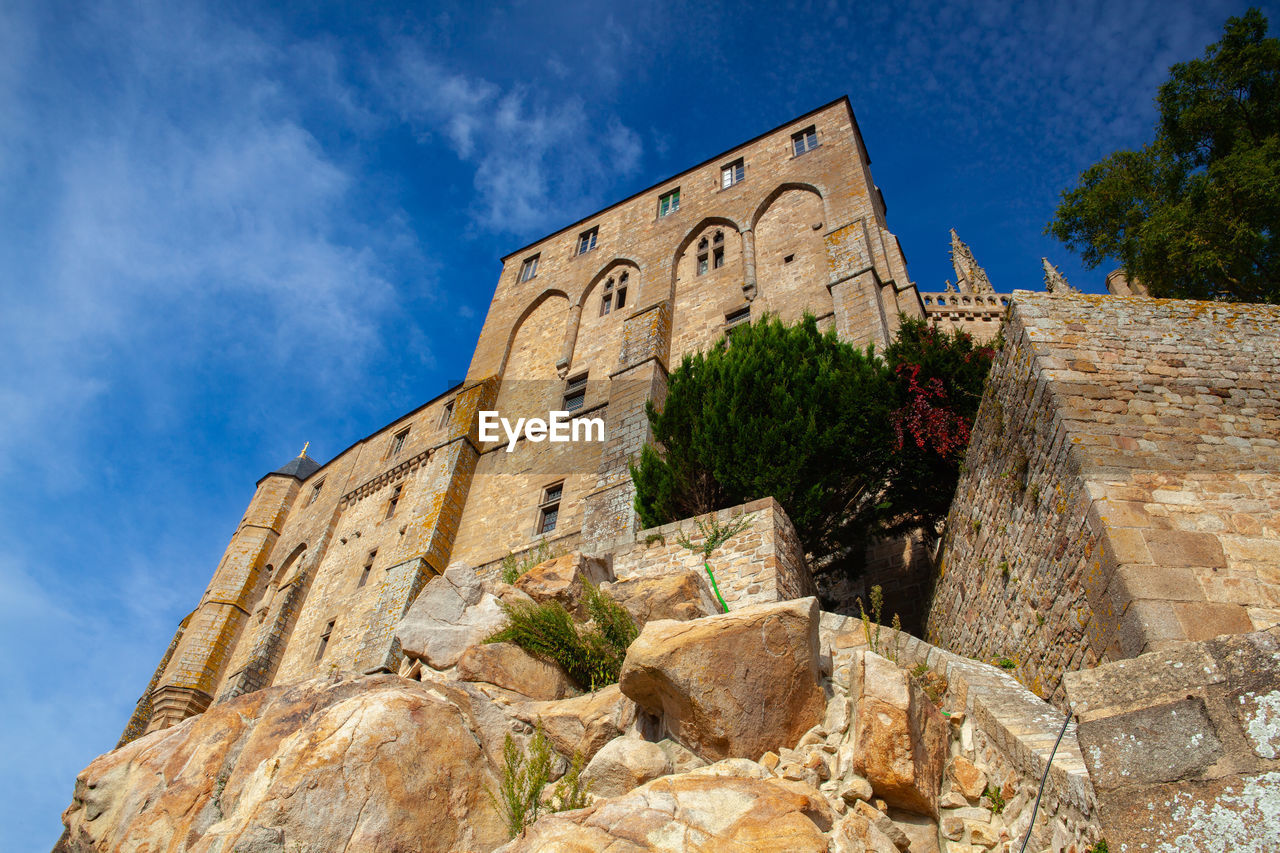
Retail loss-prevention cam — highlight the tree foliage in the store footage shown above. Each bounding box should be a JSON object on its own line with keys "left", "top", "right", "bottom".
{"left": 1047, "top": 9, "right": 1280, "bottom": 304}
{"left": 878, "top": 317, "right": 995, "bottom": 540}
{"left": 631, "top": 314, "right": 895, "bottom": 560}
{"left": 630, "top": 314, "right": 995, "bottom": 575}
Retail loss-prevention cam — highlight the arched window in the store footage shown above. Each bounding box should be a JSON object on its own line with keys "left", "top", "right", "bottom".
{"left": 600, "top": 273, "right": 628, "bottom": 316}
{"left": 713, "top": 230, "right": 725, "bottom": 269}
{"left": 696, "top": 238, "right": 709, "bottom": 276}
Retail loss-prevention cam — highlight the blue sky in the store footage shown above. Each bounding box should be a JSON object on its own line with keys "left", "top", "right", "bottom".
{"left": 1, "top": 0, "right": 1273, "bottom": 847}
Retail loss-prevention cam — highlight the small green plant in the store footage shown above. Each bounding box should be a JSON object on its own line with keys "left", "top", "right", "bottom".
{"left": 674, "top": 512, "right": 752, "bottom": 613}
{"left": 1028, "top": 483, "right": 1041, "bottom": 509}
{"left": 1036, "top": 612, "right": 1046, "bottom": 627}
{"left": 501, "top": 538, "right": 555, "bottom": 585}
{"left": 857, "top": 584, "right": 885, "bottom": 654}
{"left": 1087, "top": 840, "right": 1109, "bottom": 853}
{"left": 998, "top": 560, "right": 1010, "bottom": 580}
{"left": 643, "top": 532, "right": 665, "bottom": 547}
{"left": 487, "top": 724, "right": 591, "bottom": 838}
{"left": 993, "top": 656, "right": 1017, "bottom": 671}
{"left": 970, "top": 518, "right": 981, "bottom": 533}
{"left": 984, "top": 784, "right": 1006, "bottom": 815}
{"left": 488, "top": 583, "right": 636, "bottom": 691}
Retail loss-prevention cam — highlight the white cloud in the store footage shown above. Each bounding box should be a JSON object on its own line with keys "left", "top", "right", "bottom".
{"left": 389, "top": 48, "right": 644, "bottom": 235}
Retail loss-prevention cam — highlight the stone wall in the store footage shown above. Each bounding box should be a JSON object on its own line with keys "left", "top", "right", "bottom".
{"left": 1065, "top": 626, "right": 1280, "bottom": 852}
{"left": 929, "top": 292, "right": 1280, "bottom": 706}
{"left": 610, "top": 497, "right": 814, "bottom": 609}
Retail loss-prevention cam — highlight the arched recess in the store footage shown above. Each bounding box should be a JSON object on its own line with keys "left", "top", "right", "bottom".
{"left": 491, "top": 290, "right": 570, "bottom": 428}
{"left": 666, "top": 216, "right": 745, "bottom": 300}
{"left": 570, "top": 259, "right": 642, "bottom": 374}
{"left": 748, "top": 181, "right": 832, "bottom": 232}
{"left": 273, "top": 542, "right": 308, "bottom": 591}
{"left": 495, "top": 288, "right": 571, "bottom": 378}
{"left": 751, "top": 185, "right": 832, "bottom": 325}
{"left": 668, "top": 217, "right": 749, "bottom": 361}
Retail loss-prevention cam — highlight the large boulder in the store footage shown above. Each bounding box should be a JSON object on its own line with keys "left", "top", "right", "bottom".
{"left": 602, "top": 570, "right": 722, "bottom": 629}
{"left": 56, "top": 675, "right": 507, "bottom": 853}
{"left": 456, "top": 641, "right": 577, "bottom": 701}
{"left": 515, "top": 551, "right": 613, "bottom": 618}
{"left": 395, "top": 562, "right": 506, "bottom": 669}
{"left": 848, "top": 650, "right": 948, "bottom": 816}
{"left": 494, "top": 772, "right": 832, "bottom": 852}
{"left": 581, "top": 736, "right": 672, "bottom": 798}
{"left": 618, "top": 597, "right": 826, "bottom": 762}
{"left": 511, "top": 684, "right": 638, "bottom": 762}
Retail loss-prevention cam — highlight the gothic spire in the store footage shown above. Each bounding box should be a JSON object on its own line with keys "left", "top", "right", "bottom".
{"left": 1041, "top": 258, "right": 1077, "bottom": 294}
{"left": 949, "top": 229, "right": 993, "bottom": 294}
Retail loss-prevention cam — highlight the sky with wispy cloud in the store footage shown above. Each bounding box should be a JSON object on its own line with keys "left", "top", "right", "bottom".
{"left": 2, "top": 0, "right": 1272, "bottom": 847}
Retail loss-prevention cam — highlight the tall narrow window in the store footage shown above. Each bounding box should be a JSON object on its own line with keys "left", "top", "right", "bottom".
{"left": 791, "top": 126, "right": 818, "bottom": 156}
{"left": 315, "top": 619, "right": 335, "bottom": 662}
{"left": 438, "top": 400, "right": 454, "bottom": 429}
{"left": 616, "top": 272, "right": 628, "bottom": 309}
{"left": 390, "top": 428, "right": 409, "bottom": 458}
{"left": 385, "top": 484, "right": 403, "bottom": 519}
{"left": 658, "top": 188, "right": 680, "bottom": 217}
{"left": 721, "top": 159, "right": 744, "bottom": 188}
{"left": 359, "top": 550, "right": 377, "bottom": 588}
{"left": 577, "top": 227, "right": 598, "bottom": 255}
{"left": 697, "top": 237, "right": 709, "bottom": 276}
{"left": 713, "top": 230, "right": 725, "bottom": 269}
{"left": 538, "top": 483, "right": 563, "bottom": 535}
{"left": 308, "top": 479, "right": 324, "bottom": 505}
{"left": 563, "top": 374, "right": 587, "bottom": 412}
{"left": 518, "top": 254, "right": 539, "bottom": 282}
{"left": 600, "top": 278, "right": 615, "bottom": 315}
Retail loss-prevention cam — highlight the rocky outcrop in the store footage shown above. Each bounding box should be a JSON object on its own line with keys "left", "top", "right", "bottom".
{"left": 395, "top": 562, "right": 506, "bottom": 669}
{"left": 494, "top": 771, "right": 834, "bottom": 852}
{"left": 619, "top": 597, "right": 826, "bottom": 762}
{"left": 602, "top": 570, "right": 721, "bottom": 628}
{"left": 848, "top": 650, "right": 948, "bottom": 816}
{"left": 456, "top": 641, "right": 577, "bottom": 700}
{"left": 511, "top": 683, "right": 638, "bottom": 762}
{"left": 57, "top": 675, "right": 508, "bottom": 853}
{"left": 514, "top": 551, "right": 613, "bottom": 618}
{"left": 581, "top": 736, "right": 672, "bottom": 798}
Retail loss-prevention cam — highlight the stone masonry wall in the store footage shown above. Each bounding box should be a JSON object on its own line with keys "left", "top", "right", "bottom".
{"left": 609, "top": 497, "right": 813, "bottom": 609}
{"left": 930, "top": 292, "right": 1280, "bottom": 707}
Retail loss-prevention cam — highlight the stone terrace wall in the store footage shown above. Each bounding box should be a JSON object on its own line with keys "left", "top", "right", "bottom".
{"left": 930, "top": 292, "right": 1280, "bottom": 706}
{"left": 610, "top": 497, "right": 813, "bottom": 609}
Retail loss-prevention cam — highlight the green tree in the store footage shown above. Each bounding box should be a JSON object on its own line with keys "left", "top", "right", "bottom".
{"left": 630, "top": 314, "right": 896, "bottom": 560}
{"left": 1047, "top": 9, "right": 1280, "bottom": 304}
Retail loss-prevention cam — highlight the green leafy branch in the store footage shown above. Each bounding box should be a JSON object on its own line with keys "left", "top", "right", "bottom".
{"left": 674, "top": 512, "right": 752, "bottom": 613}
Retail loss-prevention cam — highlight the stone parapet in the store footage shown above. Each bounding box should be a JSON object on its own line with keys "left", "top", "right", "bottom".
{"left": 608, "top": 497, "right": 813, "bottom": 609}
{"left": 1065, "top": 626, "right": 1280, "bottom": 852}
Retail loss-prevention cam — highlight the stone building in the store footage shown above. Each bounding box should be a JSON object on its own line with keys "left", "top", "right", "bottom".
{"left": 124, "top": 97, "right": 943, "bottom": 740}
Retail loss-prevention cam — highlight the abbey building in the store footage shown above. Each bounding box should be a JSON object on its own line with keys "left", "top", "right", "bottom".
{"left": 123, "top": 97, "right": 996, "bottom": 741}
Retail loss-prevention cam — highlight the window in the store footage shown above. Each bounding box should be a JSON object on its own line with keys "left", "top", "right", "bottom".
{"left": 385, "top": 483, "right": 403, "bottom": 519}
{"left": 697, "top": 232, "right": 724, "bottom": 275}
{"left": 725, "top": 306, "right": 751, "bottom": 341}
{"left": 315, "top": 619, "right": 335, "bottom": 662}
{"left": 538, "top": 483, "right": 563, "bottom": 535}
{"left": 577, "top": 227, "right": 598, "bottom": 255}
{"left": 518, "top": 254, "right": 539, "bottom": 282}
{"left": 600, "top": 273, "right": 628, "bottom": 315}
{"left": 390, "top": 428, "right": 409, "bottom": 458}
{"left": 792, "top": 126, "right": 818, "bottom": 156}
{"left": 563, "top": 374, "right": 587, "bottom": 412}
{"left": 658, "top": 188, "right": 680, "bottom": 217}
{"left": 308, "top": 479, "right": 324, "bottom": 505}
{"left": 359, "top": 550, "right": 377, "bottom": 588}
{"left": 721, "top": 159, "right": 744, "bottom": 189}
{"left": 784, "top": 253, "right": 795, "bottom": 264}
{"left": 439, "top": 400, "right": 453, "bottom": 429}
